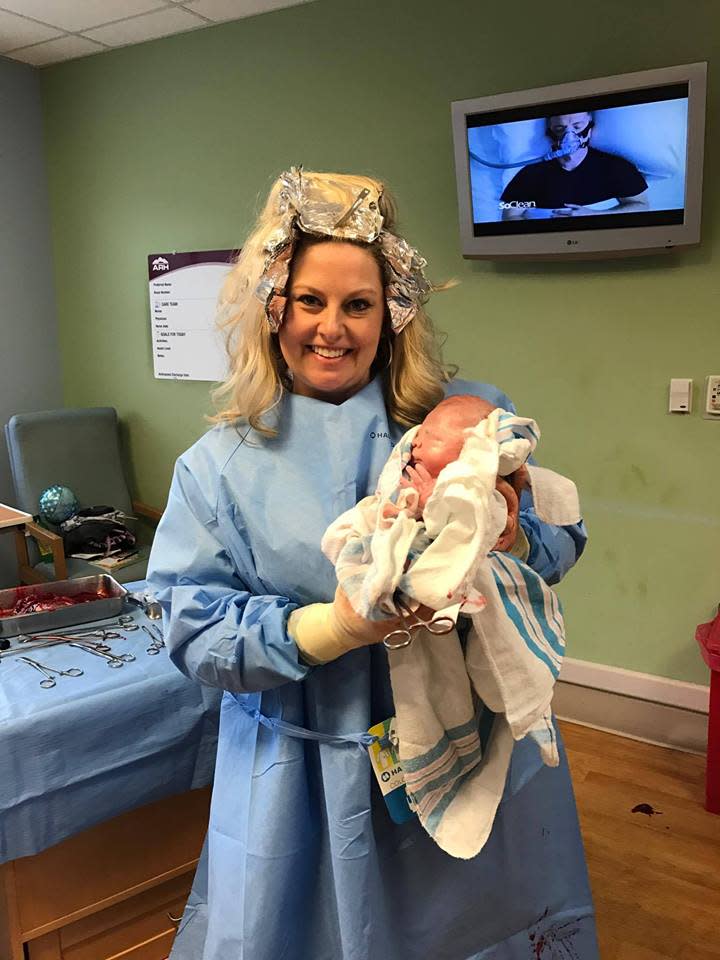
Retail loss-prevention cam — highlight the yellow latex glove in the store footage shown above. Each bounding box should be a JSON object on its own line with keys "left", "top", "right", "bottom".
{"left": 288, "top": 586, "right": 403, "bottom": 665}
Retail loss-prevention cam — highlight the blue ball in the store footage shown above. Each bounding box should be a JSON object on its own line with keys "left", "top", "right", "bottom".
{"left": 39, "top": 484, "right": 79, "bottom": 525}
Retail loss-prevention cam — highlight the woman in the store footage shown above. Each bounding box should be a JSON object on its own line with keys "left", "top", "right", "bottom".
{"left": 148, "top": 169, "right": 598, "bottom": 959}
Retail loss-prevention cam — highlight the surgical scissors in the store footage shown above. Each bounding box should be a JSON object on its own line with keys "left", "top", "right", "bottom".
{"left": 25, "top": 636, "right": 134, "bottom": 665}
{"left": 20, "top": 630, "right": 123, "bottom": 645}
{"left": 18, "top": 656, "right": 83, "bottom": 688}
{"left": 142, "top": 624, "right": 164, "bottom": 655}
{"left": 6, "top": 635, "right": 135, "bottom": 664}
{"left": 62, "top": 623, "right": 139, "bottom": 636}
{"left": 28, "top": 617, "right": 138, "bottom": 636}
{"left": 383, "top": 596, "right": 455, "bottom": 651}
{"left": 65, "top": 642, "right": 130, "bottom": 667}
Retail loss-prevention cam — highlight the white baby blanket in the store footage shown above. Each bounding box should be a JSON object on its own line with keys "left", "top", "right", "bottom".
{"left": 322, "top": 409, "right": 581, "bottom": 859}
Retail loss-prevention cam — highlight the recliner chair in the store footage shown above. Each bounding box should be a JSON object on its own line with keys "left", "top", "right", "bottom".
{"left": 4, "top": 407, "right": 161, "bottom": 584}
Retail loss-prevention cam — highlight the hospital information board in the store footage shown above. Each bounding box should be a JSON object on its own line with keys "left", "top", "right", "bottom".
{"left": 148, "top": 250, "right": 235, "bottom": 381}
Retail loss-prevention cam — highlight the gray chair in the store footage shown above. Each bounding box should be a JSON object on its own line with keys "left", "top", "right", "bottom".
{"left": 4, "top": 407, "right": 161, "bottom": 584}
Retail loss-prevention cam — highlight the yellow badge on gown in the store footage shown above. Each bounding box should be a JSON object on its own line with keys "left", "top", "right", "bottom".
{"left": 367, "top": 717, "right": 415, "bottom": 824}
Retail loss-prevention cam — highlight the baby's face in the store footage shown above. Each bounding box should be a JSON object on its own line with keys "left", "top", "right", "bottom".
{"left": 410, "top": 396, "right": 497, "bottom": 479}
{"left": 410, "top": 411, "right": 466, "bottom": 479}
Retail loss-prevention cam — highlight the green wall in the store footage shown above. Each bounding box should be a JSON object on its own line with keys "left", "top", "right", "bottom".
{"left": 41, "top": 0, "right": 720, "bottom": 684}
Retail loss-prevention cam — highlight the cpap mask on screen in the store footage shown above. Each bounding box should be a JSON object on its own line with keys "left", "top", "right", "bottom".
{"left": 471, "top": 118, "right": 594, "bottom": 170}
{"left": 546, "top": 119, "right": 593, "bottom": 157}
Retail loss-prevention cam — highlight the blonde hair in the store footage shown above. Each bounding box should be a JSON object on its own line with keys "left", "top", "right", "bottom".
{"left": 211, "top": 171, "right": 453, "bottom": 436}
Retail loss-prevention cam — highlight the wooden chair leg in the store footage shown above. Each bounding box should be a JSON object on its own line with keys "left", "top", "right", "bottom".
{"left": 13, "top": 527, "right": 45, "bottom": 585}
{"left": 22, "top": 521, "right": 68, "bottom": 582}
{"left": 13, "top": 527, "right": 29, "bottom": 568}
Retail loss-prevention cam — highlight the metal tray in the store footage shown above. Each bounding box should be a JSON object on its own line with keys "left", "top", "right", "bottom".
{"left": 0, "top": 575, "right": 127, "bottom": 638}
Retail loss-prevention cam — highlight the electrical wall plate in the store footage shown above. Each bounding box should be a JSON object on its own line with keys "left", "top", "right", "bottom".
{"left": 703, "top": 375, "right": 720, "bottom": 419}
{"left": 669, "top": 378, "right": 693, "bottom": 414}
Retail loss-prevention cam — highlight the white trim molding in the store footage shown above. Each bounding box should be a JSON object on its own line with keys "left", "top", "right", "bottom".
{"left": 554, "top": 658, "right": 710, "bottom": 755}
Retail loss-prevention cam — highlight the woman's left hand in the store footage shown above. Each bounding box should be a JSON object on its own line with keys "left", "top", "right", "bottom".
{"left": 493, "top": 476, "right": 520, "bottom": 552}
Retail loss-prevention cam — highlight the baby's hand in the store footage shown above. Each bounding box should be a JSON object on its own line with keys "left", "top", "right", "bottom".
{"left": 401, "top": 462, "right": 435, "bottom": 512}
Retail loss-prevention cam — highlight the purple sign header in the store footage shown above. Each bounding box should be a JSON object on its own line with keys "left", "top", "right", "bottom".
{"left": 148, "top": 249, "right": 237, "bottom": 281}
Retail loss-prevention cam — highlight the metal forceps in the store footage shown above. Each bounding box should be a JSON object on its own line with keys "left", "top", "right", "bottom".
{"left": 20, "top": 631, "right": 121, "bottom": 647}
{"left": 65, "top": 642, "right": 132, "bottom": 667}
{"left": 382, "top": 596, "right": 455, "bottom": 650}
{"left": 18, "top": 634, "right": 135, "bottom": 662}
{"left": 60, "top": 623, "right": 140, "bottom": 638}
{"left": 29, "top": 616, "right": 138, "bottom": 637}
{"left": 18, "top": 656, "right": 83, "bottom": 689}
{"left": 142, "top": 624, "right": 164, "bottom": 655}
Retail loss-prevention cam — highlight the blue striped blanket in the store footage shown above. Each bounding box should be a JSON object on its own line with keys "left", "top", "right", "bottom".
{"left": 322, "top": 408, "right": 580, "bottom": 858}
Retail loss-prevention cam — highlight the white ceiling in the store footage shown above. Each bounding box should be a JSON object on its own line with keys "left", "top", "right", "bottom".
{"left": 0, "top": 0, "right": 315, "bottom": 66}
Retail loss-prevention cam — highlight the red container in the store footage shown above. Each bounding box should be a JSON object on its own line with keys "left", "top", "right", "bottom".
{"left": 696, "top": 609, "right": 720, "bottom": 814}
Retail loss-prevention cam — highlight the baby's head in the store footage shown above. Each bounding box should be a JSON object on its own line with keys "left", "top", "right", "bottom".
{"left": 409, "top": 396, "right": 527, "bottom": 551}
{"left": 411, "top": 395, "right": 496, "bottom": 477}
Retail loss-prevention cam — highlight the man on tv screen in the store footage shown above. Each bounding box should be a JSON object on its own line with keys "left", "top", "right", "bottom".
{"left": 500, "top": 111, "right": 649, "bottom": 219}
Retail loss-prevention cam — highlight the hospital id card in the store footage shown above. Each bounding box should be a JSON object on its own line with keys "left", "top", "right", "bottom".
{"left": 367, "top": 718, "right": 415, "bottom": 824}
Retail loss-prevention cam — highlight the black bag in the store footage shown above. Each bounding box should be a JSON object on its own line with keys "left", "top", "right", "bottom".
{"left": 61, "top": 506, "right": 136, "bottom": 558}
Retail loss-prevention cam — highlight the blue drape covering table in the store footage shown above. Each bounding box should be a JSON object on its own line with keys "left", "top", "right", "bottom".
{"left": 0, "top": 581, "right": 220, "bottom": 863}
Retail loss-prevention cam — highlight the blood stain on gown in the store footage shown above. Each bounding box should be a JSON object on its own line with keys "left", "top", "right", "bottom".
{"left": 528, "top": 908, "right": 581, "bottom": 958}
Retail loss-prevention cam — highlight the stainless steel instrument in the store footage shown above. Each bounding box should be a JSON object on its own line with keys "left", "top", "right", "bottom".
{"left": 142, "top": 624, "right": 164, "bottom": 655}
{"left": 18, "top": 655, "right": 83, "bottom": 688}
{"left": 0, "top": 575, "right": 126, "bottom": 638}
{"left": 28, "top": 616, "right": 138, "bottom": 637}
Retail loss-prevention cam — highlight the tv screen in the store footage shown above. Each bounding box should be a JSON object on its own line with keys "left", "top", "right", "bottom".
{"left": 452, "top": 63, "right": 706, "bottom": 259}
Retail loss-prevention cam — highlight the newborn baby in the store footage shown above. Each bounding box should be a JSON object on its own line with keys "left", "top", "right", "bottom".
{"left": 386, "top": 395, "right": 528, "bottom": 554}
{"left": 320, "top": 396, "right": 583, "bottom": 857}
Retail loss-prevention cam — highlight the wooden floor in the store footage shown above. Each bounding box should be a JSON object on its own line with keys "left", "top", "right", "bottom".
{"left": 560, "top": 721, "right": 720, "bottom": 960}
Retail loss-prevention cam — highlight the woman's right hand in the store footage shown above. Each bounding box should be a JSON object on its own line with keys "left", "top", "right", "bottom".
{"left": 331, "top": 586, "right": 405, "bottom": 648}
{"left": 288, "top": 587, "right": 407, "bottom": 664}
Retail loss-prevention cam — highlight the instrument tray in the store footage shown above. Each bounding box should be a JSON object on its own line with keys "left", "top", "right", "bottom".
{"left": 0, "top": 575, "right": 126, "bottom": 638}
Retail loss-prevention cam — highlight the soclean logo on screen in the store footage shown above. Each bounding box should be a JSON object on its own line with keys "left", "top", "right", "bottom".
{"left": 152, "top": 256, "right": 170, "bottom": 272}
{"left": 498, "top": 200, "right": 537, "bottom": 210}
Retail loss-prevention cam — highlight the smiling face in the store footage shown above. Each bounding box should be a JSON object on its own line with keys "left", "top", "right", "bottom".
{"left": 278, "top": 241, "right": 386, "bottom": 405}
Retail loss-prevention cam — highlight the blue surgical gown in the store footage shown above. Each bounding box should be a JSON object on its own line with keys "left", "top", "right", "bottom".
{"left": 148, "top": 377, "right": 598, "bottom": 960}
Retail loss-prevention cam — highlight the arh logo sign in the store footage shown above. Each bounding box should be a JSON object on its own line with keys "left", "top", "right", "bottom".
{"left": 152, "top": 256, "right": 170, "bottom": 272}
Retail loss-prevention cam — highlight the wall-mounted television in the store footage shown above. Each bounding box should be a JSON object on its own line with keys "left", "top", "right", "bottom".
{"left": 451, "top": 62, "right": 707, "bottom": 259}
